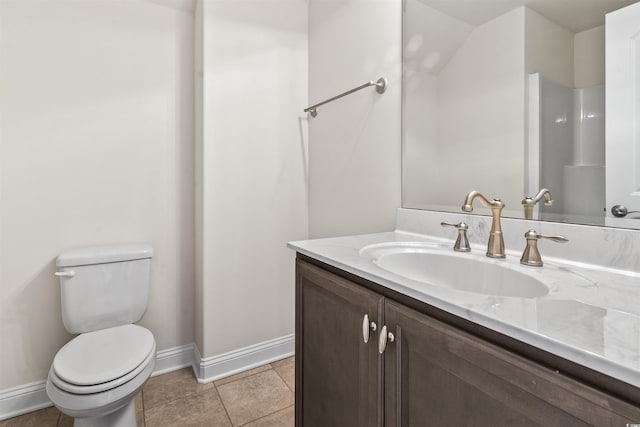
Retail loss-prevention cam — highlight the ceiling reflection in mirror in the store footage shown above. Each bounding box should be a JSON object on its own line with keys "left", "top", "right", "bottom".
{"left": 402, "top": 0, "right": 640, "bottom": 229}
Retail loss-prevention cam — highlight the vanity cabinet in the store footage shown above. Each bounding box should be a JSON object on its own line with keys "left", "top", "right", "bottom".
{"left": 295, "top": 255, "right": 384, "bottom": 426}
{"left": 295, "top": 256, "right": 640, "bottom": 426}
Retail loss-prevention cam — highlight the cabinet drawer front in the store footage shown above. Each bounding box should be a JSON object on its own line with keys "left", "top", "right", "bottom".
{"left": 385, "top": 300, "right": 640, "bottom": 427}
{"left": 296, "top": 259, "right": 384, "bottom": 427}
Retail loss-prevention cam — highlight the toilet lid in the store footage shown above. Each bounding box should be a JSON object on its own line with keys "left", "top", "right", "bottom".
{"left": 53, "top": 324, "right": 155, "bottom": 386}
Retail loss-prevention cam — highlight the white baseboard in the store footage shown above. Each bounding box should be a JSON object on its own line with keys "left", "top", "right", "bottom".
{"left": 0, "top": 380, "right": 52, "bottom": 422}
{"left": 192, "top": 334, "right": 295, "bottom": 383}
{"left": 0, "top": 336, "right": 294, "bottom": 421}
{"left": 152, "top": 343, "right": 195, "bottom": 377}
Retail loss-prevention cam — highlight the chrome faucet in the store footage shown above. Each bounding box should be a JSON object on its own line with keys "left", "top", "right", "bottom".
{"left": 521, "top": 188, "right": 553, "bottom": 220}
{"left": 462, "top": 191, "right": 505, "bottom": 258}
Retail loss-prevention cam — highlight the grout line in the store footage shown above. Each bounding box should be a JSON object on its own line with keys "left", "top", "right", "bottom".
{"left": 214, "top": 364, "right": 274, "bottom": 388}
{"left": 236, "top": 404, "right": 294, "bottom": 427}
{"left": 56, "top": 408, "right": 70, "bottom": 427}
{"left": 273, "top": 358, "right": 295, "bottom": 393}
{"left": 140, "top": 390, "right": 146, "bottom": 427}
{"left": 215, "top": 366, "right": 294, "bottom": 427}
{"left": 215, "top": 367, "right": 275, "bottom": 426}
{"left": 272, "top": 365, "right": 294, "bottom": 394}
{"left": 141, "top": 369, "right": 208, "bottom": 412}
{"left": 143, "top": 389, "right": 202, "bottom": 413}
{"left": 142, "top": 385, "right": 219, "bottom": 422}
{"left": 141, "top": 364, "right": 289, "bottom": 426}
{"left": 212, "top": 384, "right": 234, "bottom": 426}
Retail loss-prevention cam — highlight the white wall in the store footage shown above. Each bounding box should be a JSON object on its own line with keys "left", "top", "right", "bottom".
{"left": 402, "top": 0, "right": 472, "bottom": 210}
{"left": 437, "top": 8, "right": 525, "bottom": 212}
{"left": 194, "top": 0, "right": 205, "bottom": 356}
{"left": 1, "top": 0, "right": 394, "bottom": 404}
{"left": 198, "top": 0, "right": 308, "bottom": 358}
{"left": 402, "top": 71, "right": 439, "bottom": 208}
{"left": 402, "top": 1, "right": 473, "bottom": 77}
{"left": 574, "top": 25, "right": 605, "bottom": 89}
{"left": 0, "top": 0, "right": 195, "bottom": 390}
{"left": 525, "top": 8, "right": 574, "bottom": 89}
{"left": 308, "top": 0, "right": 402, "bottom": 238}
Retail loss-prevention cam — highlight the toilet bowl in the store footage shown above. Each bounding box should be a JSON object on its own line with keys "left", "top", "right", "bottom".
{"left": 46, "top": 244, "right": 155, "bottom": 427}
{"left": 46, "top": 325, "right": 155, "bottom": 426}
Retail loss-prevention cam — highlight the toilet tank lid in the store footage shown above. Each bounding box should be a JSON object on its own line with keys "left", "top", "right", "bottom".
{"left": 56, "top": 244, "right": 153, "bottom": 267}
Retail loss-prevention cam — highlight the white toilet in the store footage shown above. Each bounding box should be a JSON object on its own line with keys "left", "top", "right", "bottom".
{"left": 46, "top": 244, "right": 156, "bottom": 427}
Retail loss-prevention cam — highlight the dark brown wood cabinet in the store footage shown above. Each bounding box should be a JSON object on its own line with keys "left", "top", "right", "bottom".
{"left": 295, "top": 256, "right": 384, "bottom": 427}
{"left": 296, "top": 256, "right": 640, "bottom": 427}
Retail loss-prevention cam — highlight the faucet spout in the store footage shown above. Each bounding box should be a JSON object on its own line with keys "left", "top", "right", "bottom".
{"left": 521, "top": 188, "right": 553, "bottom": 220}
{"left": 461, "top": 191, "right": 506, "bottom": 258}
{"left": 462, "top": 190, "right": 501, "bottom": 212}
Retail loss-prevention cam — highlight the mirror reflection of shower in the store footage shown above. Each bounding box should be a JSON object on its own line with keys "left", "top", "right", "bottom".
{"left": 528, "top": 73, "right": 605, "bottom": 223}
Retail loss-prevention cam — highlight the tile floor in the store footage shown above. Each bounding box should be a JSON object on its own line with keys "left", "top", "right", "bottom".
{"left": 0, "top": 357, "right": 295, "bottom": 427}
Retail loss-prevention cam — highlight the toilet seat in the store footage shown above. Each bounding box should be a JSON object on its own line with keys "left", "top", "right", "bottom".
{"left": 46, "top": 342, "right": 156, "bottom": 420}
{"left": 51, "top": 324, "right": 155, "bottom": 395}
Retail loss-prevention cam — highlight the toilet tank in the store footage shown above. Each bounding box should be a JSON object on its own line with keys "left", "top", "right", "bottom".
{"left": 56, "top": 244, "right": 153, "bottom": 334}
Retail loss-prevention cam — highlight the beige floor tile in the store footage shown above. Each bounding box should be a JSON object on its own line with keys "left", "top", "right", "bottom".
{"left": 270, "top": 357, "right": 294, "bottom": 370}
{"left": 143, "top": 368, "right": 213, "bottom": 410}
{"left": 272, "top": 358, "right": 294, "bottom": 392}
{"left": 217, "top": 369, "right": 293, "bottom": 426}
{"left": 144, "top": 388, "right": 231, "bottom": 427}
{"left": 243, "top": 406, "right": 294, "bottom": 427}
{"left": 214, "top": 364, "right": 272, "bottom": 387}
{"left": 0, "top": 406, "right": 59, "bottom": 427}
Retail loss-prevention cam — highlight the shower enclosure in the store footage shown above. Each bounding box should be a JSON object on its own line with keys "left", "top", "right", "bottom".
{"left": 527, "top": 73, "right": 605, "bottom": 223}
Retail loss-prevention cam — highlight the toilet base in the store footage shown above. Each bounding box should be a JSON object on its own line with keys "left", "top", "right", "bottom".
{"left": 74, "top": 399, "right": 136, "bottom": 427}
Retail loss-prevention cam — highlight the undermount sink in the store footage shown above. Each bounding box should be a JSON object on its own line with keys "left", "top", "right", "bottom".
{"left": 360, "top": 242, "right": 549, "bottom": 298}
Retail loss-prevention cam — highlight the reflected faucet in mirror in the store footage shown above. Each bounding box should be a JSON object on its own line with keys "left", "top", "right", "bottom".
{"left": 522, "top": 188, "right": 553, "bottom": 220}
{"left": 462, "top": 191, "right": 506, "bottom": 258}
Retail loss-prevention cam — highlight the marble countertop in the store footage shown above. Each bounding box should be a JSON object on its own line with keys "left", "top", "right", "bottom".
{"left": 288, "top": 230, "right": 640, "bottom": 388}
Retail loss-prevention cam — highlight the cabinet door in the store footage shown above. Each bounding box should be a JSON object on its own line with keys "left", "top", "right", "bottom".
{"left": 384, "top": 299, "right": 640, "bottom": 427}
{"left": 296, "top": 259, "right": 384, "bottom": 427}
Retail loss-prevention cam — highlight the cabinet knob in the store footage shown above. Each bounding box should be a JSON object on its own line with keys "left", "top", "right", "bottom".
{"left": 378, "top": 325, "right": 395, "bottom": 354}
{"left": 362, "top": 314, "right": 377, "bottom": 343}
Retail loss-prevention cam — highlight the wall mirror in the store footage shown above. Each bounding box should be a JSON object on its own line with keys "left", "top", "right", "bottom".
{"left": 402, "top": 0, "right": 640, "bottom": 229}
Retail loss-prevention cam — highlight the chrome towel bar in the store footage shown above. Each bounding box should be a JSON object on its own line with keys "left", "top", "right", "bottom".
{"left": 304, "top": 77, "right": 387, "bottom": 117}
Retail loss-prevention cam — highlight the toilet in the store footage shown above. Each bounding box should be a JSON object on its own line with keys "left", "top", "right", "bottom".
{"left": 46, "top": 244, "right": 156, "bottom": 427}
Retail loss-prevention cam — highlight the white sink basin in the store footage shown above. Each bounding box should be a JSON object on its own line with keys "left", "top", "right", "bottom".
{"left": 360, "top": 243, "right": 549, "bottom": 298}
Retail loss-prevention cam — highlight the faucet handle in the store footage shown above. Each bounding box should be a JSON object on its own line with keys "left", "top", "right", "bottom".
{"left": 520, "top": 230, "right": 568, "bottom": 267}
{"left": 441, "top": 222, "right": 471, "bottom": 252}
